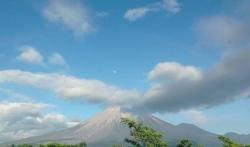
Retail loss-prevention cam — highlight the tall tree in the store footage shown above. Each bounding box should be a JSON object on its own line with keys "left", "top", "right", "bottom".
{"left": 121, "top": 117, "right": 168, "bottom": 147}
{"left": 218, "top": 136, "right": 250, "bottom": 147}
{"left": 177, "top": 139, "right": 193, "bottom": 147}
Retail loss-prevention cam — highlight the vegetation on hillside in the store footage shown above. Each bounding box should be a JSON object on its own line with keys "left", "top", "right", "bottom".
{"left": 6, "top": 118, "right": 250, "bottom": 147}
{"left": 218, "top": 136, "right": 250, "bottom": 147}
{"left": 176, "top": 139, "right": 193, "bottom": 147}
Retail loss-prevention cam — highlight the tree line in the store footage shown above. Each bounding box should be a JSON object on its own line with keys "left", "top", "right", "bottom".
{"left": 8, "top": 118, "right": 250, "bottom": 147}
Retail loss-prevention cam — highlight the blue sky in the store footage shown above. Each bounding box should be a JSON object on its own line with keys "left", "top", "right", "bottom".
{"left": 0, "top": 0, "right": 250, "bottom": 141}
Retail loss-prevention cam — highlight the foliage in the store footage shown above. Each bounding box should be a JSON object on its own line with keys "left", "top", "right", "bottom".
{"left": 218, "top": 136, "right": 250, "bottom": 147}
{"left": 176, "top": 139, "right": 204, "bottom": 147}
{"left": 121, "top": 117, "right": 168, "bottom": 147}
{"left": 177, "top": 139, "right": 193, "bottom": 147}
{"left": 218, "top": 135, "right": 241, "bottom": 147}
{"left": 18, "top": 144, "right": 32, "bottom": 147}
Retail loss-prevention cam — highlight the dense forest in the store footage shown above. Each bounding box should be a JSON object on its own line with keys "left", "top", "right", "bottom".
{"left": 7, "top": 118, "right": 250, "bottom": 147}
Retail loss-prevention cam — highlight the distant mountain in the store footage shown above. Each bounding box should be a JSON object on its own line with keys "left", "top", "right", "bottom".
{"left": 4, "top": 107, "right": 250, "bottom": 147}
{"left": 225, "top": 132, "right": 250, "bottom": 144}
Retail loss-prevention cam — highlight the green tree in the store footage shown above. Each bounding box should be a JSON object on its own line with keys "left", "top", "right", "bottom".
{"left": 218, "top": 136, "right": 250, "bottom": 147}
{"left": 177, "top": 139, "right": 193, "bottom": 147}
{"left": 121, "top": 117, "right": 168, "bottom": 147}
{"left": 18, "top": 144, "right": 32, "bottom": 147}
{"left": 79, "top": 142, "right": 87, "bottom": 147}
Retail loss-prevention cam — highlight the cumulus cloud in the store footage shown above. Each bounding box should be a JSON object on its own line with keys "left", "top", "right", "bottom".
{"left": 138, "top": 49, "right": 250, "bottom": 113}
{"left": 0, "top": 70, "right": 140, "bottom": 105}
{"left": 4, "top": 49, "right": 250, "bottom": 114}
{"left": 49, "top": 52, "right": 67, "bottom": 67}
{"left": 43, "top": 0, "right": 92, "bottom": 36}
{"left": 0, "top": 101, "right": 78, "bottom": 142}
{"left": 4, "top": 13, "right": 250, "bottom": 116}
{"left": 132, "top": 12, "right": 250, "bottom": 113}
{"left": 17, "top": 46, "right": 68, "bottom": 67}
{"left": 148, "top": 62, "right": 202, "bottom": 82}
{"left": 16, "top": 46, "right": 44, "bottom": 65}
{"left": 124, "top": 0, "right": 181, "bottom": 21}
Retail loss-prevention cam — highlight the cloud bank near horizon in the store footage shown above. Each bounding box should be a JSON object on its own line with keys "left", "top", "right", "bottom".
{"left": 0, "top": 101, "right": 79, "bottom": 142}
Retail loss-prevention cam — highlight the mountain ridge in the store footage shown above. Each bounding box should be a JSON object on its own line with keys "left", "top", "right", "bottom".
{"left": 4, "top": 107, "right": 250, "bottom": 147}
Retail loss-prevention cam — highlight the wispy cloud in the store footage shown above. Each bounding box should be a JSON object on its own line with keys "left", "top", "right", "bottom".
{"left": 183, "top": 110, "right": 208, "bottom": 125}
{"left": 43, "top": 0, "right": 93, "bottom": 36}
{"left": 162, "top": 0, "right": 181, "bottom": 14}
{"left": 4, "top": 47, "right": 250, "bottom": 115}
{"left": 49, "top": 52, "right": 68, "bottom": 67}
{"left": 124, "top": 7, "right": 151, "bottom": 22}
{"left": 0, "top": 70, "right": 140, "bottom": 105}
{"left": 124, "top": 0, "right": 181, "bottom": 21}
{"left": 0, "top": 88, "right": 32, "bottom": 102}
{"left": 16, "top": 46, "right": 44, "bottom": 65}
{"left": 4, "top": 45, "right": 250, "bottom": 114}
{"left": 4, "top": 8, "right": 250, "bottom": 115}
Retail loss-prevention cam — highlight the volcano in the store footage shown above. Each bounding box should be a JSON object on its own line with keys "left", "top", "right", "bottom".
{"left": 5, "top": 107, "right": 250, "bottom": 147}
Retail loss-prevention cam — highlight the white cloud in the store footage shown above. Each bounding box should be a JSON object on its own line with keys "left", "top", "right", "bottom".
{"left": 16, "top": 46, "right": 44, "bottom": 65}
{"left": 133, "top": 11, "right": 250, "bottom": 113}
{"left": 182, "top": 110, "right": 208, "bottom": 125}
{"left": 49, "top": 52, "right": 67, "bottom": 66}
{"left": 163, "top": 0, "right": 181, "bottom": 14}
{"left": 144, "top": 62, "right": 202, "bottom": 108}
{"left": 0, "top": 101, "right": 79, "bottom": 142}
{"left": 0, "top": 70, "right": 140, "bottom": 105}
{"left": 43, "top": 0, "right": 92, "bottom": 36}
{"left": 137, "top": 49, "right": 250, "bottom": 113}
{"left": 17, "top": 47, "right": 68, "bottom": 67}
{"left": 4, "top": 50, "right": 250, "bottom": 115}
{"left": 148, "top": 62, "right": 202, "bottom": 82}
{"left": 124, "top": 7, "right": 150, "bottom": 22}
{"left": 124, "top": 0, "right": 181, "bottom": 21}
